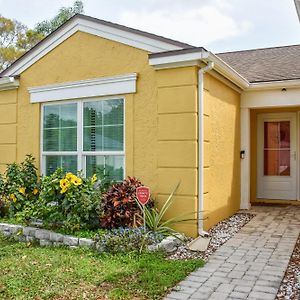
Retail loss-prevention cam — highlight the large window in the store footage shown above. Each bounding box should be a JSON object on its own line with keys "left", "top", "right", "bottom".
{"left": 42, "top": 98, "right": 124, "bottom": 181}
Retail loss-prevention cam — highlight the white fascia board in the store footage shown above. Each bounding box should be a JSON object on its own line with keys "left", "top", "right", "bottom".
{"left": 29, "top": 73, "right": 137, "bottom": 103}
{"left": 2, "top": 17, "right": 182, "bottom": 77}
{"left": 149, "top": 51, "right": 209, "bottom": 69}
{"left": 247, "top": 79, "right": 300, "bottom": 90}
{"left": 295, "top": 0, "right": 300, "bottom": 22}
{"left": 206, "top": 53, "right": 249, "bottom": 89}
{"left": 77, "top": 18, "right": 183, "bottom": 52}
{"left": 0, "top": 77, "right": 19, "bottom": 90}
{"left": 149, "top": 50, "right": 250, "bottom": 89}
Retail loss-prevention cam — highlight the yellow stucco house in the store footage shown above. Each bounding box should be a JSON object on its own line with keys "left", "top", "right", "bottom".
{"left": 0, "top": 14, "right": 299, "bottom": 237}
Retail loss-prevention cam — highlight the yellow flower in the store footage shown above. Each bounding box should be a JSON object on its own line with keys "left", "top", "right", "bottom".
{"left": 71, "top": 176, "right": 82, "bottom": 186}
{"left": 19, "top": 187, "right": 26, "bottom": 195}
{"left": 33, "top": 188, "right": 39, "bottom": 195}
{"left": 60, "top": 178, "right": 70, "bottom": 191}
{"left": 60, "top": 187, "right": 67, "bottom": 194}
{"left": 92, "top": 174, "right": 97, "bottom": 184}
{"left": 65, "top": 172, "right": 74, "bottom": 180}
{"left": 10, "top": 194, "right": 16, "bottom": 202}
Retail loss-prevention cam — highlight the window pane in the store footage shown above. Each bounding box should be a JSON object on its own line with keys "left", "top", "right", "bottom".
{"left": 86, "top": 156, "right": 105, "bottom": 177}
{"left": 103, "top": 125, "right": 123, "bottom": 151}
{"left": 43, "top": 104, "right": 77, "bottom": 151}
{"left": 83, "top": 99, "right": 124, "bottom": 152}
{"left": 83, "top": 127, "right": 103, "bottom": 151}
{"left": 105, "top": 155, "right": 124, "bottom": 181}
{"left": 43, "top": 105, "right": 59, "bottom": 128}
{"left": 83, "top": 102, "right": 102, "bottom": 127}
{"left": 86, "top": 155, "right": 124, "bottom": 181}
{"left": 103, "top": 99, "right": 124, "bottom": 125}
{"left": 45, "top": 155, "right": 77, "bottom": 175}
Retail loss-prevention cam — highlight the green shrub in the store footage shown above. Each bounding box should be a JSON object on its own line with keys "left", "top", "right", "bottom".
{"left": 136, "top": 182, "right": 195, "bottom": 237}
{"left": 100, "top": 177, "right": 153, "bottom": 229}
{"left": 0, "top": 174, "right": 8, "bottom": 217}
{"left": 36, "top": 169, "right": 108, "bottom": 232}
{"left": 0, "top": 155, "right": 39, "bottom": 218}
{"left": 97, "top": 227, "right": 163, "bottom": 253}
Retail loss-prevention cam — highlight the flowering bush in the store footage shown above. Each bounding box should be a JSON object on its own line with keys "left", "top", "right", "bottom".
{"left": 0, "top": 155, "right": 39, "bottom": 219}
{"left": 101, "top": 177, "right": 153, "bottom": 229}
{"left": 97, "top": 227, "right": 163, "bottom": 253}
{"left": 37, "top": 169, "right": 108, "bottom": 232}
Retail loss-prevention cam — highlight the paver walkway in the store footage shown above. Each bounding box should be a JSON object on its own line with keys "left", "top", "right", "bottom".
{"left": 165, "top": 205, "right": 300, "bottom": 300}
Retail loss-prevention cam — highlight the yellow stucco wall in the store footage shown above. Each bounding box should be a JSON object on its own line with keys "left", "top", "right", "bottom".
{"left": 0, "top": 30, "right": 243, "bottom": 236}
{"left": 0, "top": 89, "right": 18, "bottom": 173}
{"left": 202, "top": 73, "right": 241, "bottom": 230}
{"left": 156, "top": 67, "right": 199, "bottom": 237}
{"left": 16, "top": 31, "right": 158, "bottom": 190}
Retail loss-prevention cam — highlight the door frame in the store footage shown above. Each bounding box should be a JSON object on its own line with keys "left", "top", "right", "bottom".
{"left": 256, "top": 112, "right": 298, "bottom": 200}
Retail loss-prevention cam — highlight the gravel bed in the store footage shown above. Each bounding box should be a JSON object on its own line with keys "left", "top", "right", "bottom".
{"left": 168, "top": 212, "right": 254, "bottom": 261}
{"left": 276, "top": 233, "right": 300, "bottom": 300}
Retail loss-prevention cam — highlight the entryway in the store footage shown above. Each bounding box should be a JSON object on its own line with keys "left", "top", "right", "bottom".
{"left": 257, "top": 113, "right": 297, "bottom": 200}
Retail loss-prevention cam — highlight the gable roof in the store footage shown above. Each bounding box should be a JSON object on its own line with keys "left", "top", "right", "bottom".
{"left": 1, "top": 14, "right": 193, "bottom": 77}
{"left": 217, "top": 44, "right": 300, "bottom": 83}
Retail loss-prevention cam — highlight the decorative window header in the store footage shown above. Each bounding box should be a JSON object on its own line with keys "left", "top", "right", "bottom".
{"left": 28, "top": 73, "right": 137, "bottom": 103}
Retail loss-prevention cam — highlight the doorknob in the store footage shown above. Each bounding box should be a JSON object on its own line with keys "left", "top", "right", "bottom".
{"left": 293, "top": 151, "right": 297, "bottom": 160}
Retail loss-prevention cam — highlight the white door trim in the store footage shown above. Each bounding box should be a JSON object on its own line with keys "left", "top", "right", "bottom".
{"left": 257, "top": 112, "right": 297, "bottom": 200}
{"left": 240, "top": 108, "right": 251, "bottom": 209}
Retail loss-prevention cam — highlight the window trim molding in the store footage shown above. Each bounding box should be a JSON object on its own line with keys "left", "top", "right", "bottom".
{"left": 30, "top": 73, "right": 137, "bottom": 103}
{"left": 41, "top": 97, "right": 125, "bottom": 179}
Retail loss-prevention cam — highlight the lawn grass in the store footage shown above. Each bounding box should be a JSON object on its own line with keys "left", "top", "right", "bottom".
{"left": 0, "top": 234, "right": 204, "bottom": 300}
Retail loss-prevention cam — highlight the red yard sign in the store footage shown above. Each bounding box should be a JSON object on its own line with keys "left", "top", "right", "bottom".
{"left": 136, "top": 186, "right": 150, "bottom": 205}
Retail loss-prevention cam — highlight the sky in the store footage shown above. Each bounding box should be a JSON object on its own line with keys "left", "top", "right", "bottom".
{"left": 1, "top": 0, "right": 300, "bottom": 53}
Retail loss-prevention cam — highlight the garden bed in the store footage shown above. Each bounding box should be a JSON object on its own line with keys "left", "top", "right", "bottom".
{"left": 168, "top": 212, "right": 255, "bottom": 261}
{"left": 276, "top": 233, "right": 300, "bottom": 300}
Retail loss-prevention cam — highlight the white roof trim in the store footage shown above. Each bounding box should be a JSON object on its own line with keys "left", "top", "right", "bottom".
{"left": 248, "top": 79, "right": 300, "bottom": 90}
{"left": 29, "top": 73, "right": 137, "bottom": 103}
{"left": 2, "top": 16, "right": 183, "bottom": 77}
{"left": 149, "top": 51, "right": 209, "bottom": 69}
{"left": 0, "top": 77, "right": 19, "bottom": 91}
{"left": 295, "top": 0, "right": 300, "bottom": 22}
{"left": 149, "top": 50, "right": 250, "bottom": 89}
{"left": 206, "top": 53, "right": 249, "bottom": 89}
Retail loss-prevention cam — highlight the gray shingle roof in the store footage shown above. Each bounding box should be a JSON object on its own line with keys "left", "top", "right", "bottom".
{"left": 217, "top": 44, "right": 300, "bottom": 83}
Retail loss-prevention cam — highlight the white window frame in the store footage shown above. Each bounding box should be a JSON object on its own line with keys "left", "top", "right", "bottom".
{"left": 41, "top": 96, "right": 126, "bottom": 178}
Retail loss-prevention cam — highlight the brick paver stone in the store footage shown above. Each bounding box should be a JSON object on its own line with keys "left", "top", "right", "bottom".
{"left": 164, "top": 206, "right": 300, "bottom": 300}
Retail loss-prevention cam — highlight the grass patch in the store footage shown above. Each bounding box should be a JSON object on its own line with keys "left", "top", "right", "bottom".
{"left": 0, "top": 234, "right": 204, "bottom": 299}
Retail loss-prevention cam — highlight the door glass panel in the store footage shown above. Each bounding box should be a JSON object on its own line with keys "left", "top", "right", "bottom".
{"left": 264, "top": 121, "right": 290, "bottom": 176}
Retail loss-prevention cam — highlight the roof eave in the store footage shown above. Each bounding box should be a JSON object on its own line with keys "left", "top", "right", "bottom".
{"left": 149, "top": 49, "right": 250, "bottom": 90}
{"left": 295, "top": 0, "right": 300, "bottom": 22}
{"left": 247, "top": 79, "right": 300, "bottom": 90}
{"left": 0, "top": 76, "right": 19, "bottom": 91}
{"left": 1, "top": 14, "right": 190, "bottom": 77}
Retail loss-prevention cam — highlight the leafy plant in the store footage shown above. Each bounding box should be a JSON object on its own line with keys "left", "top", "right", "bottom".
{"left": 136, "top": 182, "right": 195, "bottom": 237}
{"left": 97, "top": 227, "right": 163, "bottom": 253}
{"left": 100, "top": 177, "right": 153, "bottom": 229}
{"left": 37, "top": 169, "right": 108, "bottom": 232}
{"left": 2, "top": 155, "right": 39, "bottom": 218}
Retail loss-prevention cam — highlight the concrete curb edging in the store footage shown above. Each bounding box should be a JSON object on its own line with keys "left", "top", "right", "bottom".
{"left": 0, "top": 223, "right": 95, "bottom": 249}
{"left": 0, "top": 222, "right": 183, "bottom": 253}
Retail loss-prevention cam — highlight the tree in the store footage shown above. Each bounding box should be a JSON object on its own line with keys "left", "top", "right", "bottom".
{"left": 0, "top": 16, "right": 43, "bottom": 71}
{"left": 34, "top": 0, "right": 84, "bottom": 36}
{"left": 0, "top": 0, "right": 84, "bottom": 72}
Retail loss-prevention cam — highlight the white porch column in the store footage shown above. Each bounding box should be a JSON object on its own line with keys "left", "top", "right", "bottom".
{"left": 240, "top": 107, "right": 251, "bottom": 209}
